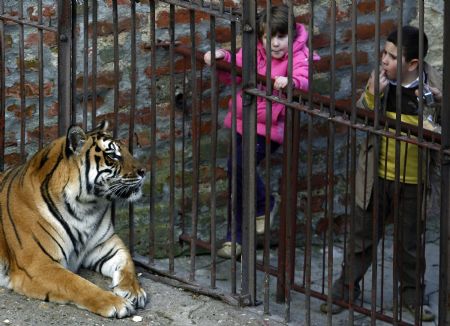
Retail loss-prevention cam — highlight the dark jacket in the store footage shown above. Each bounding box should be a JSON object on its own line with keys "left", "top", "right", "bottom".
{"left": 355, "top": 62, "right": 442, "bottom": 209}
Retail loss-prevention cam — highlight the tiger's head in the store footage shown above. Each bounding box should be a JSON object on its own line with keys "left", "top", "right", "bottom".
{"left": 65, "top": 121, "right": 145, "bottom": 202}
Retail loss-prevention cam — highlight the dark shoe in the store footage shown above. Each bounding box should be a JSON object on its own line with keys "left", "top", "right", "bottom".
{"left": 404, "top": 303, "right": 435, "bottom": 322}
{"left": 320, "top": 302, "right": 345, "bottom": 314}
{"left": 320, "top": 283, "right": 361, "bottom": 315}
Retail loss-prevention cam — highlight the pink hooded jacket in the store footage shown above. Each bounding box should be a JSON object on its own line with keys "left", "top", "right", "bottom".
{"left": 218, "top": 23, "right": 320, "bottom": 144}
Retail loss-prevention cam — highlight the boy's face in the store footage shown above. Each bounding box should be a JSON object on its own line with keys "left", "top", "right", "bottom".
{"left": 381, "top": 41, "right": 410, "bottom": 81}
{"left": 262, "top": 32, "right": 289, "bottom": 59}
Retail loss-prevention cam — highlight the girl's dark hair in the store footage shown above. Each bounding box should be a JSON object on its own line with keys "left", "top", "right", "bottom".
{"left": 257, "top": 5, "right": 297, "bottom": 41}
{"left": 386, "top": 25, "right": 428, "bottom": 62}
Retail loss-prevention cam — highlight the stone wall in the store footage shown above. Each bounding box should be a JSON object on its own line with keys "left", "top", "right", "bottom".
{"left": 1, "top": 0, "right": 444, "bottom": 256}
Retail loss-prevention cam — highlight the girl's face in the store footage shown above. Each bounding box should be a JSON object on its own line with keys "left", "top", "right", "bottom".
{"left": 262, "top": 32, "right": 289, "bottom": 59}
{"left": 381, "top": 41, "right": 408, "bottom": 81}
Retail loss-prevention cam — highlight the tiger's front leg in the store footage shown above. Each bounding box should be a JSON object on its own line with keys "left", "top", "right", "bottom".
{"left": 10, "top": 264, "right": 135, "bottom": 318}
{"left": 84, "top": 234, "right": 147, "bottom": 309}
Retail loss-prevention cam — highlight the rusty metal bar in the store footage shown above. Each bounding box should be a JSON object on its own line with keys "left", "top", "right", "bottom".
{"left": 82, "top": 0, "right": 89, "bottom": 130}
{"left": 134, "top": 255, "right": 247, "bottom": 307}
{"left": 189, "top": 8, "right": 200, "bottom": 282}
{"left": 369, "top": 1, "right": 382, "bottom": 323}
{"left": 110, "top": 0, "right": 120, "bottom": 225}
{"left": 18, "top": 0, "right": 25, "bottom": 162}
{"left": 180, "top": 57, "right": 187, "bottom": 246}
{"left": 392, "top": 3, "right": 404, "bottom": 324}
{"left": 347, "top": 0, "right": 358, "bottom": 323}
{"left": 168, "top": 3, "right": 175, "bottom": 274}
{"left": 241, "top": 0, "right": 257, "bottom": 305}
{"left": 58, "top": 0, "right": 72, "bottom": 136}
{"left": 284, "top": 1, "right": 295, "bottom": 322}
{"left": 174, "top": 47, "right": 441, "bottom": 142}
{"left": 0, "top": 14, "right": 57, "bottom": 32}
{"left": 440, "top": 2, "right": 450, "bottom": 324}
{"left": 0, "top": 0, "right": 4, "bottom": 169}
{"left": 304, "top": 1, "right": 314, "bottom": 324}
{"left": 128, "top": 0, "right": 137, "bottom": 256}
{"left": 148, "top": 0, "right": 157, "bottom": 264}
{"left": 209, "top": 14, "right": 218, "bottom": 289}
{"left": 325, "top": 2, "right": 336, "bottom": 325}
{"left": 71, "top": 0, "right": 77, "bottom": 126}
{"left": 91, "top": 0, "right": 98, "bottom": 129}
{"left": 38, "top": 0, "right": 44, "bottom": 149}
{"left": 157, "top": 0, "right": 239, "bottom": 21}
{"left": 263, "top": 0, "right": 272, "bottom": 316}
{"left": 229, "top": 20, "right": 238, "bottom": 295}
{"left": 415, "top": 1, "right": 426, "bottom": 324}
{"left": 112, "top": 0, "right": 119, "bottom": 137}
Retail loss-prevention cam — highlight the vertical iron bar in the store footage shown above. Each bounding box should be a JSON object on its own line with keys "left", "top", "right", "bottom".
{"left": 0, "top": 0, "right": 4, "bottom": 170}
{"left": 19, "top": 0, "right": 26, "bottom": 162}
{"left": 284, "top": 1, "right": 294, "bottom": 323}
{"left": 230, "top": 20, "right": 237, "bottom": 295}
{"left": 348, "top": 0, "right": 357, "bottom": 324}
{"left": 370, "top": 0, "right": 382, "bottom": 324}
{"left": 305, "top": 0, "right": 314, "bottom": 324}
{"left": 209, "top": 14, "right": 218, "bottom": 289}
{"left": 415, "top": 0, "right": 425, "bottom": 323}
{"left": 58, "top": 0, "right": 72, "bottom": 136}
{"left": 82, "top": 0, "right": 89, "bottom": 130}
{"left": 189, "top": 8, "right": 199, "bottom": 282}
{"left": 38, "top": 0, "right": 44, "bottom": 149}
{"left": 71, "top": 0, "right": 77, "bottom": 126}
{"left": 326, "top": 2, "right": 336, "bottom": 325}
{"left": 91, "top": 0, "right": 98, "bottom": 128}
{"left": 128, "top": 0, "right": 137, "bottom": 256}
{"left": 263, "top": 0, "right": 272, "bottom": 316}
{"left": 168, "top": 3, "right": 175, "bottom": 274}
{"left": 439, "top": 2, "right": 450, "bottom": 324}
{"left": 111, "top": 0, "right": 120, "bottom": 226}
{"left": 112, "top": 0, "right": 119, "bottom": 137}
{"left": 393, "top": 3, "right": 404, "bottom": 324}
{"left": 148, "top": 0, "right": 157, "bottom": 264}
{"left": 241, "top": 0, "right": 257, "bottom": 305}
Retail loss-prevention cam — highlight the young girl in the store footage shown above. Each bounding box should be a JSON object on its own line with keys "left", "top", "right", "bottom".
{"left": 204, "top": 5, "right": 319, "bottom": 258}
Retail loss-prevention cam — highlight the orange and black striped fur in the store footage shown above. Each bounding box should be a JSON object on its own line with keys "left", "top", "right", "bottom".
{"left": 0, "top": 121, "right": 147, "bottom": 318}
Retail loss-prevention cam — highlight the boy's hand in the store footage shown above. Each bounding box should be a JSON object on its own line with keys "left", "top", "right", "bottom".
{"left": 274, "top": 76, "right": 288, "bottom": 90}
{"left": 367, "top": 69, "right": 389, "bottom": 95}
{"left": 415, "top": 86, "right": 442, "bottom": 103}
{"left": 204, "top": 49, "right": 225, "bottom": 66}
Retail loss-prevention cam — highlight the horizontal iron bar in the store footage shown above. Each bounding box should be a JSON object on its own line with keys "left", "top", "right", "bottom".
{"left": 158, "top": 0, "right": 240, "bottom": 21}
{"left": 243, "top": 88, "right": 440, "bottom": 150}
{"left": 176, "top": 46, "right": 442, "bottom": 144}
{"left": 133, "top": 254, "right": 250, "bottom": 306}
{"left": 0, "top": 14, "right": 57, "bottom": 32}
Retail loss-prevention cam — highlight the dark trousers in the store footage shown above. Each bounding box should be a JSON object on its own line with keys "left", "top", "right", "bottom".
{"left": 334, "top": 177, "right": 425, "bottom": 306}
{"left": 226, "top": 134, "right": 280, "bottom": 244}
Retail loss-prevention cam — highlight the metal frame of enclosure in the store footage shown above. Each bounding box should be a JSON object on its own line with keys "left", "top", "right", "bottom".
{"left": 1, "top": 1, "right": 450, "bottom": 325}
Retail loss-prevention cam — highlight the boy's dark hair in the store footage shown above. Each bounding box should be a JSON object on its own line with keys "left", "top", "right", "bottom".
{"left": 386, "top": 25, "right": 428, "bottom": 62}
{"left": 258, "top": 5, "right": 297, "bottom": 41}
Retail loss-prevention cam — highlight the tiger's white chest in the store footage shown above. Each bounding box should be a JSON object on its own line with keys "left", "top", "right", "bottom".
{"left": 40, "top": 195, "right": 113, "bottom": 272}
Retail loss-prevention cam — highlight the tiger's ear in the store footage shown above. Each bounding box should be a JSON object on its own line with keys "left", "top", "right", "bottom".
{"left": 91, "top": 120, "right": 109, "bottom": 133}
{"left": 66, "top": 125, "right": 86, "bottom": 157}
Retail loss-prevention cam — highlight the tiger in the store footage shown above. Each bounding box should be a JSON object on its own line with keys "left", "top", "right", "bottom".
{"left": 0, "top": 121, "right": 147, "bottom": 318}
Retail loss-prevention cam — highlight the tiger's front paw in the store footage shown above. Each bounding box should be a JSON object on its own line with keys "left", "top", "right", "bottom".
{"left": 114, "top": 284, "right": 147, "bottom": 309}
{"left": 95, "top": 293, "right": 136, "bottom": 318}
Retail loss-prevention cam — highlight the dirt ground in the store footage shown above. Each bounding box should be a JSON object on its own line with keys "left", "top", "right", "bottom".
{"left": 0, "top": 269, "right": 286, "bottom": 326}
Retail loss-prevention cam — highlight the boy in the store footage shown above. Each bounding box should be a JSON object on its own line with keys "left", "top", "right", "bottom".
{"left": 321, "top": 26, "right": 442, "bottom": 322}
